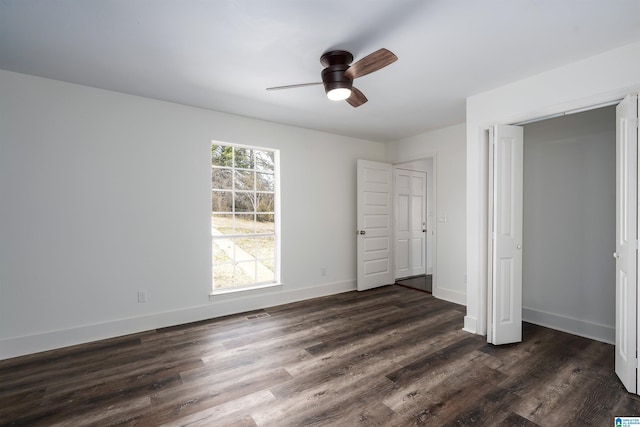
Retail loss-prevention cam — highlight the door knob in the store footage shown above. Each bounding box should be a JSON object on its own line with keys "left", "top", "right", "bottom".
{"left": 357, "top": 230, "right": 366, "bottom": 235}
{"left": 613, "top": 252, "right": 620, "bottom": 259}
{"left": 422, "top": 229, "right": 426, "bottom": 233}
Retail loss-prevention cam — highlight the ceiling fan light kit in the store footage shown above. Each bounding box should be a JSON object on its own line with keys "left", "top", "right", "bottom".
{"left": 267, "top": 48, "right": 397, "bottom": 107}
{"left": 327, "top": 87, "right": 352, "bottom": 101}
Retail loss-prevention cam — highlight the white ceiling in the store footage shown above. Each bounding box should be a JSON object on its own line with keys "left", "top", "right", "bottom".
{"left": 2, "top": 1, "right": 640, "bottom": 142}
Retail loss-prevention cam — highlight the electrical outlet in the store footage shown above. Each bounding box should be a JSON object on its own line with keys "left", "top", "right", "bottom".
{"left": 138, "top": 290, "right": 147, "bottom": 303}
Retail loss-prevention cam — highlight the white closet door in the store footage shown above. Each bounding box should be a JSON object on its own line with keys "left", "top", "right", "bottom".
{"left": 488, "top": 124, "right": 524, "bottom": 345}
{"left": 615, "top": 94, "right": 638, "bottom": 394}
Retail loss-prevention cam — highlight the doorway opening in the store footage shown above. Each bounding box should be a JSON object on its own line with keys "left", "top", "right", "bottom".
{"left": 521, "top": 106, "right": 616, "bottom": 343}
{"left": 393, "top": 158, "right": 435, "bottom": 294}
{"left": 487, "top": 105, "right": 617, "bottom": 344}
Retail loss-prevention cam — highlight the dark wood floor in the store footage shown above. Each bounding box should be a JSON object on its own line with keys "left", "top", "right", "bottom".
{"left": 1, "top": 285, "right": 639, "bottom": 426}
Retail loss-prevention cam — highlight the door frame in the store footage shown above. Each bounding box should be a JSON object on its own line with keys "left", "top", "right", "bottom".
{"left": 392, "top": 155, "right": 438, "bottom": 296}
{"left": 472, "top": 96, "right": 630, "bottom": 336}
{"left": 479, "top": 95, "right": 638, "bottom": 389}
{"left": 466, "top": 87, "right": 634, "bottom": 338}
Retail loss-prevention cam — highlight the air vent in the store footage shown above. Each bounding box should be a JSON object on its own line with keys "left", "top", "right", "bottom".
{"left": 246, "top": 312, "right": 270, "bottom": 320}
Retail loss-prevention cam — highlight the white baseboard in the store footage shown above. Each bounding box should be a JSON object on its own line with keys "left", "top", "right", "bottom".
{"left": 463, "top": 316, "right": 478, "bottom": 334}
{"left": 433, "top": 286, "right": 466, "bottom": 306}
{"left": 523, "top": 307, "right": 614, "bottom": 344}
{"left": 0, "top": 280, "right": 356, "bottom": 360}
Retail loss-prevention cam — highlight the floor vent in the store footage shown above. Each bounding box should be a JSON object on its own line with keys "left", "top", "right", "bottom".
{"left": 246, "top": 312, "right": 270, "bottom": 320}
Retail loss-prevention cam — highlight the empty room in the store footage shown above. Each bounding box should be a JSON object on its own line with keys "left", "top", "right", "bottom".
{"left": 3, "top": 1, "right": 640, "bottom": 425}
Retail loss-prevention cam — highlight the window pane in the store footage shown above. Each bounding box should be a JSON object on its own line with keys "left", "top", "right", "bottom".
{"left": 237, "top": 260, "right": 274, "bottom": 284}
{"left": 257, "top": 193, "right": 274, "bottom": 213}
{"left": 212, "top": 145, "right": 233, "bottom": 167}
{"left": 234, "top": 214, "right": 255, "bottom": 234}
{"left": 212, "top": 168, "right": 233, "bottom": 190}
{"left": 257, "top": 265, "right": 275, "bottom": 283}
{"left": 212, "top": 214, "right": 234, "bottom": 235}
{"left": 234, "top": 262, "right": 256, "bottom": 285}
{"left": 212, "top": 240, "right": 231, "bottom": 263}
{"left": 255, "top": 236, "right": 275, "bottom": 261}
{"left": 254, "top": 150, "right": 274, "bottom": 172}
{"left": 212, "top": 191, "right": 232, "bottom": 213}
{"left": 213, "top": 264, "right": 255, "bottom": 289}
{"left": 234, "top": 148, "right": 254, "bottom": 169}
{"left": 235, "top": 170, "right": 254, "bottom": 190}
{"left": 256, "top": 214, "right": 274, "bottom": 234}
{"left": 256, "top": 172, "right": 274, "bottom": 191}
{"left": 213, "top": 264, "right": 235, "bottom": 289}
{"left": 235, "top": 192, "right": 254, "bottom": 212}
{"left": 261, "top": 258, "right": 275, "bottom": 273}
{"left": 235, "top": 237, "right": 256, "bottom": 259}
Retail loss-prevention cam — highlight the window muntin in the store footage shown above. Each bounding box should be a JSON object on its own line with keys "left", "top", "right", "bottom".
{"left": 211, "top": 143, "right": 278, "bottom": 291}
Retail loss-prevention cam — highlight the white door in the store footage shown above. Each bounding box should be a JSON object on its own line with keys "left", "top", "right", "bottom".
{"left": 357, "top": 159, "right": 394, "bottom": 291}
{"left": 615, "top": 94, "right": 638, "bottom": 393}
{"left": 394, "top": 169, "right": 427, "bottom": 279}
{"left": 488, "top": 125, "right": 524, "bottom": 345}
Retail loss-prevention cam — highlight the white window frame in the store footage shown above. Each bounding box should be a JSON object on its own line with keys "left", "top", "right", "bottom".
{"left": 210, "top": 141, "right": 281, "bottom": 294}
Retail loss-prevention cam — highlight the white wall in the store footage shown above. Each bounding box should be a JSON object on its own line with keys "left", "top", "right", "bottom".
{"left": 522, "top": 107, "right": 616, "bottom": 343}
{"left": 387, "top": 123, "right": 466, "bottom": 305}
{"left": 0, "top": 70, "right": 386, "bottom": 359}
{"left": 465, "top": 40, "right": 640, "bottom": 336}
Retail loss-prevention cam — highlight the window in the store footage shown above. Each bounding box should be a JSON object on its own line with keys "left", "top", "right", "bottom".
{"left": 211, "top": 143, "right": 279, "bottom": 291}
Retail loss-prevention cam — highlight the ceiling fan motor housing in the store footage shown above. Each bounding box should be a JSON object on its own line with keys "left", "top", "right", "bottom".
{"left": 320, "top": 50, "right": 355, "bottom": 94}
{"left": 321, "top": 64, "right": 352, "bottom": 93}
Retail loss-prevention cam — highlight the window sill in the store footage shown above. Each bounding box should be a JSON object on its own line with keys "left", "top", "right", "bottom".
{"left": 209, "top": 282, "right": 282, "bottom": 301}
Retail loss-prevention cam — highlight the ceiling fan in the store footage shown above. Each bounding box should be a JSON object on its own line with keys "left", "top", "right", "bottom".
{"left": 266, "top": 48, "right": 397, "bottom": 107}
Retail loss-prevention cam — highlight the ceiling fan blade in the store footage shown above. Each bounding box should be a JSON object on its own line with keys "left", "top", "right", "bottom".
{"left": 346, "top": 87, "right": 367, "bottom": 108}
{"left": 266, "top": 82, "right": 322, "bottom": 91}
{"left": 344, "top": 48, "right": 397, "bottom": 80}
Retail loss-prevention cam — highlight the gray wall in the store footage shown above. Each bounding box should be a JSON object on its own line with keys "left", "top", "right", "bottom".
{"left": 522, "top": 106, "right": 615, "bottom": 343}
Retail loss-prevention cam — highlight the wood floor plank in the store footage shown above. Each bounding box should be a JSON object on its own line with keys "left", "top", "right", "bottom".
{"left": 498, "top": 412, "right": 540, "bottom": 426}
{"left": 158, "top": 389, "right": 273, "bottom": 427}
{"left": 0, "top": 285, "right": 635, "bottom": 426}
